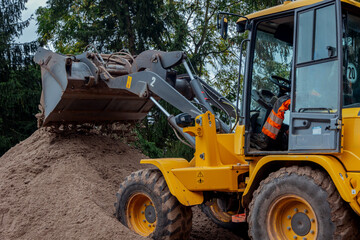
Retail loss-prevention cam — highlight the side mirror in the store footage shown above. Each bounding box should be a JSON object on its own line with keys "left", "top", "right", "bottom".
{"left": 237, "top": 23, "right": 246, "bottom": 33}
{"left": 220, "top": 17, "right": 228, "bottom": 40}
{"left": 217, "top": 12, "right": 249, "bottom": 39}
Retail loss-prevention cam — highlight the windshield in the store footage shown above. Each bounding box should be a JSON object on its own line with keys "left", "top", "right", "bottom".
{"left": 252, "top": 30, "right": 293, "bottom": 93}
{"left": 251, "top": 17, "right": 294, "bottom": 111}
{"left": 343, "top": 13, "right": 360, "bottom": 108}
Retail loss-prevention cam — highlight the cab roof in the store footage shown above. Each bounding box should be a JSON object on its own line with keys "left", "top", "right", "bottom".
{"left": 237, "top": 0, "right": 360, "bottom": 23}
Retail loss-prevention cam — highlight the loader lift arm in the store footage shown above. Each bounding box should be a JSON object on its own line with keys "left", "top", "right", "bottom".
{"left": 34, "top": 47, "right": 237, "bottom": 147}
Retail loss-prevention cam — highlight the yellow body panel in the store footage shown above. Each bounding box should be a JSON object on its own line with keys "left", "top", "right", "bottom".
{"left": 141, "top": 159, "right": 249, "bottom": 205}
{"left": 237, "top": 0, "right": 360, "bottom": 23}
{"left": 347, "top": 172, "right": 360, "bottom": 214}
{"left": 141, "top": 112, "right": 247, "bottom": 206}
{"left": 234, "top": 124, "right": 245, "bottom": 155}
{"left": 172, "top": 165, "right": 249, "bottom": 192}
{"left": 335, "top": 108, "right": 360, "bottom": 171}
{"left": 183, "top": 112, "right": 247, "bottom": 167}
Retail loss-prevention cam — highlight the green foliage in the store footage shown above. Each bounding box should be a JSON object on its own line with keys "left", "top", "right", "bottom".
{"left": 0, "top": 64, "right": 41, "bottom": 155}
{"left": 0, "top": 0, "right": 31, "bottom": 81}
{"left": 134, "top": 125, "right": 194, "bottom": 160}
{"left": 0, "top": 0, "right": 41, "bottom": 156}
{"left": 136, "top": 100, "right": 194, "bottom": 160}
{"left": 134, "top": 130, "right": 163, "bottom": 158}
{"left": 36, "top": 0, "right": 188, "bottom": 54}
{"left": 163, "top": 141, "right": 194, "bottom": 161}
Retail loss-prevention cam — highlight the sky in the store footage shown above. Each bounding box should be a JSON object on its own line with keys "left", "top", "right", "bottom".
{"left": 16, "top": 0, "right": 48, "bottom": 43}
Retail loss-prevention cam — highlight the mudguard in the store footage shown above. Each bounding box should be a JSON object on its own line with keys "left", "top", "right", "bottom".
{"left": 141, "top": 158, "right": 204, "bottom": 206}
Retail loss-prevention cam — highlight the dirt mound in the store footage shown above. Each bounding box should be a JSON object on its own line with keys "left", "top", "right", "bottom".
{"left": 0, "top": 129, "right": 243, "bottom": 240}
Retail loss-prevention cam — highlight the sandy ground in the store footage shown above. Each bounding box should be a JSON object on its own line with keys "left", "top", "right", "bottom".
{"left": 0, "top": 129, "right": 246, "bottom": 239}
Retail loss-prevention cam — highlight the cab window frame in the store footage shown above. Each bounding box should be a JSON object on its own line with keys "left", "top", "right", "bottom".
{"left": 243, "top": 11, "right": 295, "bottom": 155}
{"left": 292, "top": 2, "right": 342, "bottom": 114}
{"left": 342, "top": 7, "right": 360, "bottom": 108}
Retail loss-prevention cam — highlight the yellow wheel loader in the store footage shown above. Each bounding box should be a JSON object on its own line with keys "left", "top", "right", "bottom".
{"left": 34, "top": 0, "right": 360, "bottom": 239}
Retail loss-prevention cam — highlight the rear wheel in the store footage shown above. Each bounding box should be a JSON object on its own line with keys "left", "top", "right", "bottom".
{"left": 115, "top": 169, "right": 192, "bottom": 239}
{"left": 200, "top": 198, "right": 242, "bottom": 230}
{"left": 248, "top": 166, "right": 359, "bottom": 240}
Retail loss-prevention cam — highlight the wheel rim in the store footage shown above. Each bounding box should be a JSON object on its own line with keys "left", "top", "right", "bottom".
{"left": 267, "top": 194, "right": 318, "bottom": 240}
{"left": 126, "top": 192, "right": 157, "bottom": 236}
{"left": 209, "top": 199, "right": 239, "bottom": 223}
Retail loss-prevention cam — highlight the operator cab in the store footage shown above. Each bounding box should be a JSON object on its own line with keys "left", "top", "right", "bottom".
{"left": 238, "top": 0, "right": 352, "bottom": 155}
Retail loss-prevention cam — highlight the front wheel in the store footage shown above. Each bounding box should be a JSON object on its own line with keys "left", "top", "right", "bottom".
{"left": 248, "top": 166, "right": 359, "bottom": 240}
{"left": 115, "top": 169, "right": 192, "bottom": 239}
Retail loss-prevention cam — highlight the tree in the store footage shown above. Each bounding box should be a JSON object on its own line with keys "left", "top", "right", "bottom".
{"left": 36, "top": 0, "right": 188, "bottom": 54}
{"left": 0, "top": 0, "right": 41, "bottom": 156}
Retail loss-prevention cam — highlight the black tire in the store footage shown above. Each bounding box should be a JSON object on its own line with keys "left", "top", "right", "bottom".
{"left": 200, "top": 201, "right": 242, "bottom": 231}
{"left": 115, "top": 169, "right": 192, "bottom": 239}
{"left": 248, "top": 166, "right": 359, "bottom": 240}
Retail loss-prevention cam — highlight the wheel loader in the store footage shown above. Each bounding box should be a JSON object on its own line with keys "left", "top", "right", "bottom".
{"left": 34, "top": 0, "right": 360, "bottom": 239}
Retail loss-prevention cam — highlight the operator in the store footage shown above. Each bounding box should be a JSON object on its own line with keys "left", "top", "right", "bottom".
{"left": 261, "top": 95, "right": 291, "bottom": 144}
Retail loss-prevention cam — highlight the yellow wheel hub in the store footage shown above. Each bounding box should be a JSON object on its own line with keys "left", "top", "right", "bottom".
{"left": 126, "top": 193, "right": 157, "bottom": 236}
{"left": 209, "top": 199, "right": 239, "bottom": 223}
{"left": 267, "top": 194, "right": 318, "bottom": 240}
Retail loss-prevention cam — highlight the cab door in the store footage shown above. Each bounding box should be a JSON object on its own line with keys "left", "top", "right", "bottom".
{"left": 289, "top": 0, "right": 343, "bottom": 153}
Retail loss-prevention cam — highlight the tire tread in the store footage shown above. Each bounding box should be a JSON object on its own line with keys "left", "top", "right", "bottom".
{"left": 115, "top": 169, "right": 192, "bottom": 240}
{"left": 248, "top": 166, "right": 359, "bottom": 240}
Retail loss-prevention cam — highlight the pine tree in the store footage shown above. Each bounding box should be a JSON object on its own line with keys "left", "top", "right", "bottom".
{"left": 0, "top": 0, "right": 41, "bottom": 156}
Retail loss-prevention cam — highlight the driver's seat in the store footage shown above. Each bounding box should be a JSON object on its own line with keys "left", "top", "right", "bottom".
{"left": 251, "top": 89, "right": 278, "bottom": 133}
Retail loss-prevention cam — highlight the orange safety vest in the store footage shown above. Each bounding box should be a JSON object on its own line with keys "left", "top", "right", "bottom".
{"left": 262, "top": 95, "right": 291, "bottom": 140}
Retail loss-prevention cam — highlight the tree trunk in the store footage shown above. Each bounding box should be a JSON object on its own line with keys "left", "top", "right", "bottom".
{"left": 124, "top": 4, "right": 136, "bottom": 55}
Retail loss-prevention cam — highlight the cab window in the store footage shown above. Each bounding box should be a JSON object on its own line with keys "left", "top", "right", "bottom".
{"left": 249, "top": 15, "right": 294, "bottom": 137}
{"left": 343, "top": 13, "right": 360, "bottom": 107}
{"left": 294, "top": 4, "right": 339, "bottom": 113}
{"left": 251, "top": 16, "right": 294, "bottom": 113}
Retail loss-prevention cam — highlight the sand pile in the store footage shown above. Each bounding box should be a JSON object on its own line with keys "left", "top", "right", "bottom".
{"left": 0, "top": 129, "right": 243, "bottom": 240}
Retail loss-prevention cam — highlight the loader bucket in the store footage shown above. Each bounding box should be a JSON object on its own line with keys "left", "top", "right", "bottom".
{"left": 34, "top": 48, "right": 154, "bottom": 127}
